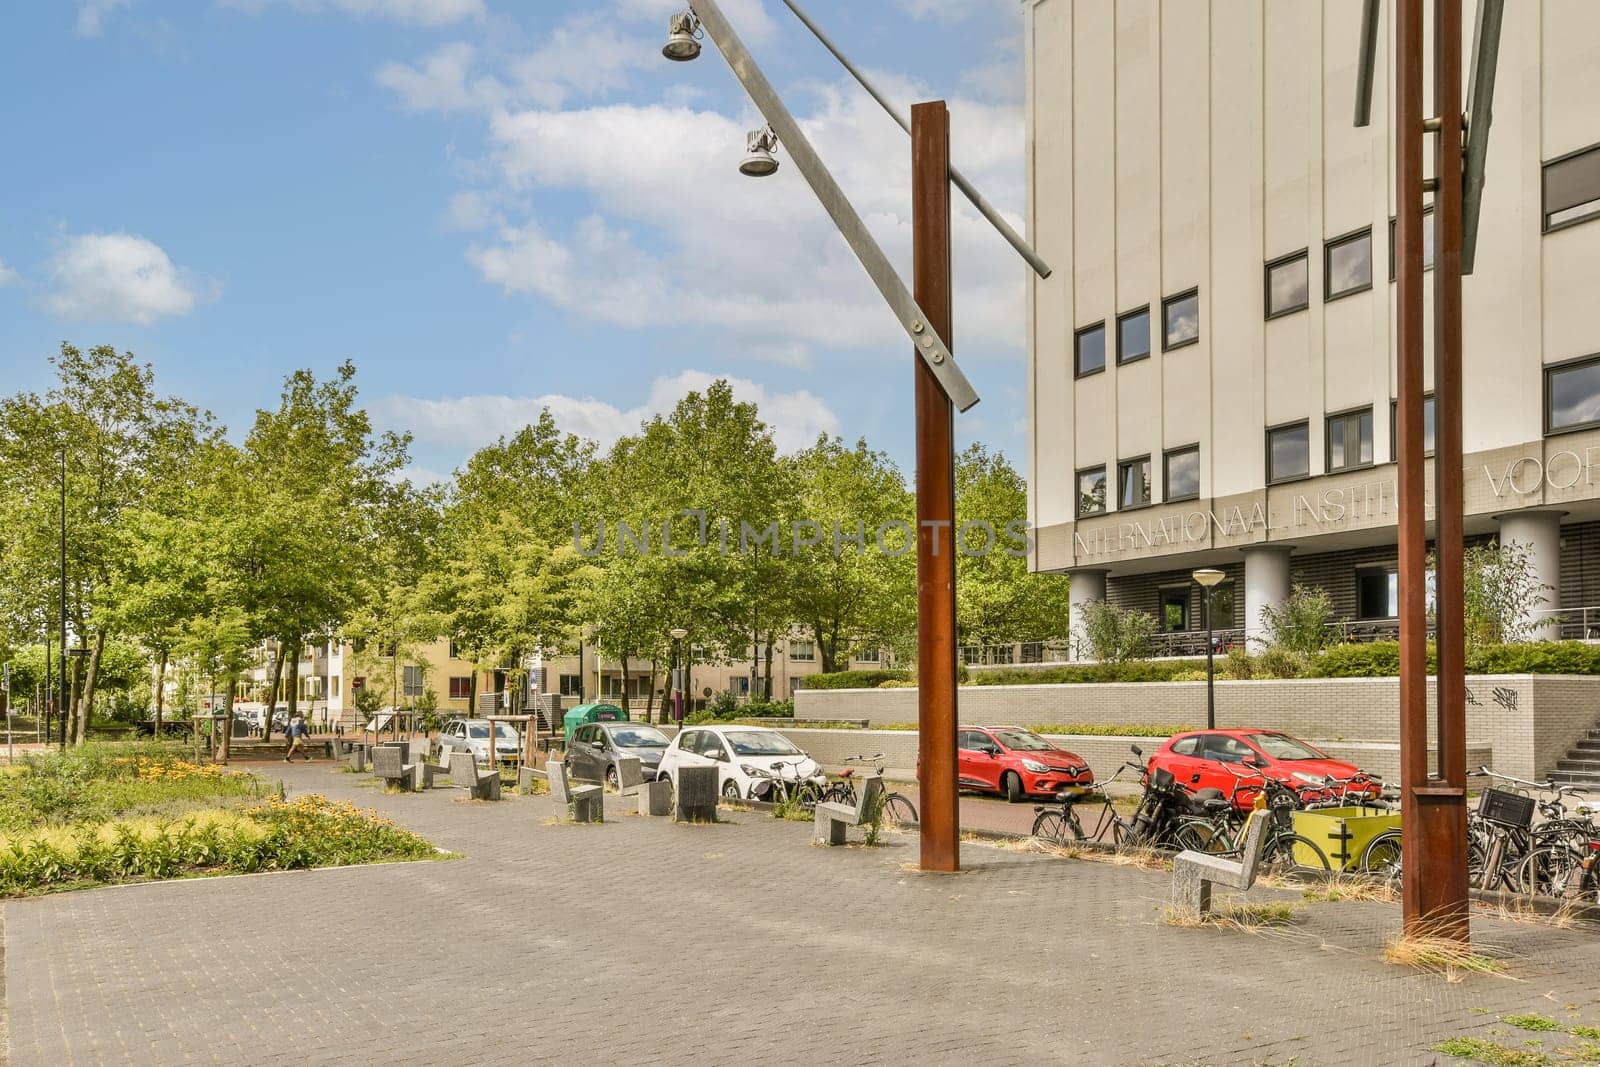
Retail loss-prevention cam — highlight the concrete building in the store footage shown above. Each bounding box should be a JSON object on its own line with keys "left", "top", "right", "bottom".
{"left": 1023, "top": 0, "right": 1600, "bottom": 656}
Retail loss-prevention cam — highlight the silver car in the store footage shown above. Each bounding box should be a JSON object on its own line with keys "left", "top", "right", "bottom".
{"left": 438, "top": 718, "right": 521, "bottom": 764}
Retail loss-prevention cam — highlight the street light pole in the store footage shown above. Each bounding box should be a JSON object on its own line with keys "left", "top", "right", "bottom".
{"left": 58, "top": 446, "right": 68, "bottom": 749}
{"left": 669, "top": 628, "right": 688, "bottom": 727}
{"left": 1193, "top": 569, "right": 1225, "bottom": 732}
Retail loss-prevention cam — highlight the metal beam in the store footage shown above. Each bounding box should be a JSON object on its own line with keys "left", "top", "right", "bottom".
{"left": 691, "top": 0, "right": 979, "bottom": 412}
{"left": 778, "top": 0, "right": 1052, "bottom": 281}
{"left": 1354, "top": 0, "right": 1381, "bottom": 127}
{"left": 1461, "top": 0, "right": 1504, "bottom": 274}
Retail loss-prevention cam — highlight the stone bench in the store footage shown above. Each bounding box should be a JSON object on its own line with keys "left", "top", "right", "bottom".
{"left": 414, "top": 744, "right": 453, "bottom": 790}
{"left": 1169, "top": 804, "right": 1273, "bottom": 918}
{"left": 371, "top": 745, "right": 416, "bottom": 792}
{"left": 549, "top": 759, "right": 602, "bottom": 823}
{"left": 673, "top": 766, "right": 718, "bottom": 823}
{"left": 448, "top": 751, "right": 501, "bottom": 801}
{"left": 813, "top": 775, "right": 884, "bottom": 846}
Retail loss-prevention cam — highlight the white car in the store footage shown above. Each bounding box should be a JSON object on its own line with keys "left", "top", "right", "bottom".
{"left": 438, "top": 718, "right": 522, "bottom": 764}
{"left": 656, "top": 725, "right": 826, "bottom": 801}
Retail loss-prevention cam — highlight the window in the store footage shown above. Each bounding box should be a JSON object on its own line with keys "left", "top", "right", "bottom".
{"left": 558, "top": 674, "right": 582, "bottom": 697}
{"left": 1117, "top": 306, "right": 1150, "bottom": 364}
{"left": 1163, "top": 446, "right": 1200, "bottom": 502}
{"left": 329, "top": 675, "right": 340, "bottom": 697}
{"left": 602, "top": 676, "right": 622, "bottom": 698}
{"left": 1162, "top": 289, "right": 1199, "bottom": 350}
{"left": 448, "top": 676, "right": 471, "bottom": 700}
{"left": 991, "top": 645, "right": 1015, "bottom": 665}
{"left": 1266, "top": 422, "right": 1310, "bottom": 483}
{"left": 1201, "top": 583, "right": 1235, "bottom": 630}
{"left": 1118, "top": 456, "right": 1151, "bottom": 509}
{"left": 1076, "top": 466, "right": 1107, "bottom": 517}
{"left": 1160, "top": 588, "right": 1189, "bottom": 633}
{"left": 1389, "top": 395, "right": 1437, "bottom": 456}
{"left": 448, "top": 640, "right": 462, "bottom": 659}
{"left": 1324, "top": 228, "right": 1372, "bottom": 300}
{"left": 1170, "top": 735, "right": 1200, "bottom": 756}
{"left": 961, "top": 646, "right": 984, "bottom": 666}
{"left": 1543, "top": 143, "right": 1600, "bottom": 231}
{"left": 855, "top": 648, "right": 880, "bottom": 664}
{"left": 1326, "top": 407, "right": 1374, "bottom": 472}
{"left": 1547, "top": 355, "right": 1600, "bottom": 434}
{"left": 789, "top": 639, "right": 815, "bottom": 661}
{"left": 1388, "top": 206, "right": 1435, "bottom": 279}
{"left": 402, "top": 665, "right": 424, "bottom": 697}
{"left": 1074, "top": 321, "right": 1106, "bottom": 377}
{"left": 1021, "top": 641, "right": 1044, "bottom": 663}
{"left": 735, "top": 676, "right": 750, "bottom": 695}
{"left": 1265, "top": 250, "right": 1309, "bottom": 318}
{"left": 1357, "top": 567, "right": 1399, "bottom": 619}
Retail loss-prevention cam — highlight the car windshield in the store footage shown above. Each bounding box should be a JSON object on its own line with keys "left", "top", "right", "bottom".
{"left": 466, "top": 723, "right": 488, "bottom": 738}
{"left": 1247, "top": 733, "right": 1326, "bottom": 761}
{"left": 609, "top": 728, "right": 667, "bottom": 748}
{"left": 990, "top": 729, "right": 1055, "bottom": 752}
{"left": 495, "top": 724, "right": 519, "bottom": 741}
{"left": 726, "top": 730, "right": 802, "bottom": 757}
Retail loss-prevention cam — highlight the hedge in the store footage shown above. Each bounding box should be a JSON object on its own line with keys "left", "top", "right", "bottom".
{"left": 799, "top": 669, "right": 912, "bottom": 690}
{"left": 967, "top": 660, "right": 1209, "bottom": 686}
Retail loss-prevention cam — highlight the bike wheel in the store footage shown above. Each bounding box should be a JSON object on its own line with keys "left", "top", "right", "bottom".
{"left": 883, "top": 793, "right": 918, "bottom": 824}
{"left": 1031, "top": 810, "right": 1069, "bottom": 843}
{"left": 820, "top": 783, "right": 853, "bottom": 805}
{"left": 1262, "top": 832, "right": 1331, "bottom": 877}
{"left": 1360, "top": 829, "right": 1403, "bottom": 882}
{"left": 1517, "top": 845, "right": 1583, "bottom": 898}
{"left": 794, "top": 782, "right": 823, "bottom": 812}
{"left": 1171, "top": 820, "right": 1219, "bottom": 854}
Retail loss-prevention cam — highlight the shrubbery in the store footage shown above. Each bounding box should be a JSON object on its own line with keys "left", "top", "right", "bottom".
{"left": 968, "top": 660, "right": 1209, "bottom": 686}
{"left": 799, "top": 669, "right": 912, "bottom": 690}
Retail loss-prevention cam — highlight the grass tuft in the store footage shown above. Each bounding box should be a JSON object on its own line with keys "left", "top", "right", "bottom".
{"left": 1164, "top": 899, "right": 1300, "bottom": 930}
{"left": 1383, "top": 934, "right": 1510, "bottom": 983}
{"left": 1301, "top": 875, "right": 1399, "bottom": 904}
{"left": 1431, "top": 1036, "right": 1554, "bottom": 1065}
{"left": 1503, "top": 1014, "right": 1563, "bottom": 1033}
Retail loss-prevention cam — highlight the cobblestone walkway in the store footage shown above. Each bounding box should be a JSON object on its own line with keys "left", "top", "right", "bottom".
{"left": 6, "top": 762, "right": 1600, "bottom": 1066}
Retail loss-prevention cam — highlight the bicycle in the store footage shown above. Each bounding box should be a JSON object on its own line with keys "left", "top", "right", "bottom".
{"left": 1177, "top": 765, "right": 1333, "bottom": 877}
{"left": 820, "top": 753, "right": 918, "bottom": 824}
{"left": 1031, "top": 745, "right": 1216, "bottom": 851}
{"left": 749, "top": 759, "right": 825, "bottom": 810}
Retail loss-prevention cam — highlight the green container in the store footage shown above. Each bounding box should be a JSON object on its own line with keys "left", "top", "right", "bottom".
{"left": 562, "top": 702, "right": 629, "bottom": 736}
{"left": 1291, "top": 806, "right": 1402, "bottom": 872}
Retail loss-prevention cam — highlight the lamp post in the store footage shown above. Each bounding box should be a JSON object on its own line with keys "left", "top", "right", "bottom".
{"left": 1193, "top": 568, "right": 1225, "bottom": 730}
{"left": 659, "top": 0, "right": 1050, "bottom": 874}
{"left": 669, "top": 627, "right": 688, "bottom": 726}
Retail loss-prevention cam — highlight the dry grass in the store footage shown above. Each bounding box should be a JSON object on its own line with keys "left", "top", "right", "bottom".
{"left": 1163, "top": 899, "right": 1300, "bottom": 930}
{"left": 1301, "top": 875, "right": 1400, "bottom": 904}
{"left": 1473, "top": 896, "right": 1587, "bottom": 930}
{"left": 1383, "top": 933, "right": 1512, "bottom": 983}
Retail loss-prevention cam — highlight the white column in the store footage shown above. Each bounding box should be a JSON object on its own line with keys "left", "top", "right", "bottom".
{"left": 1243, "top": 547, "right": 1293, "bottom": 647}
{"left": 1067, "top": 569, "right": 1108, "bottom": 661}
{"left": 1496, "top": 510, "right": 1562, "bottom": 640}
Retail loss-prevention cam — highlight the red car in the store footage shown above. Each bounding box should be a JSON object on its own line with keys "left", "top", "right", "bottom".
{"left": 1148, "top": 729, "right": 1381, "bottom": 811}
{"left": 954, "top": 726, "right": 1094, "bottom": 802}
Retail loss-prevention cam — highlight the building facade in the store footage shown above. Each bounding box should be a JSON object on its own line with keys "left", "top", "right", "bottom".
{"left": 1023, "top": 0, "right": 1600, "bottom": 655}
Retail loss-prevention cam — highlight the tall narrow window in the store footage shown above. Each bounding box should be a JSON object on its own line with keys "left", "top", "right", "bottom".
{"left": 1265, "top": 250, "right": 1309, "bottom": 318}
{"left": 1543, "top": 143, "right": 1600, "bottom": 231}
{"left": 1162, "top": 289, "right": 1200, "bottom": 350}
{"left": 1117, "top": 306, "right": 1150, "bottom": 364}
{"left": 1389, "top": 395, "right": 1436, "bottom": 456}
{"left": 1163, "top": 445, "right": 1201, "bottom": 502}
{"left": 1546, "top": 355, "right": 1600, "bottom": 434}
{"left": 1326, "top": 407, "right": 1374, "bottom": 472}
{"left": 1266, "top": 422, "right": 1310, "bottom": 483}
{"left": 1118, "top": 456, "right": 1151, "bottom": 509}
{"left": 1077, "top": 466, "right": 1107, "bottom": 517}
{"left": 1160, "top": 588, "right": 1189, "bottom": 632}
{"left": 1357, "top": 568, "right": 1399, "bottom": 619}
{"left": 402, "top": 665, "right": 424, "bottom": 697}
{"left": 1325, "top": 228, "right": 1373, "bottom": 300}
{"left": 1389, "top": 206, "right": 1435, "bottom": 279}
{"left": 1074, "top": 322, "right": 1106, "bottom": 378}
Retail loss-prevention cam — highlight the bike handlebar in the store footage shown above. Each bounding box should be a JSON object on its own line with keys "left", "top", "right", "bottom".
{"left": 844, "top": 753, "right": 886, "bottom": 763}
{"left": 1477, "top": 766, "right": 1558, "bottom": 792}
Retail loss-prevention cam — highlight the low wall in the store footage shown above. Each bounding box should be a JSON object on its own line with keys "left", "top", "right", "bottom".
{"left": 793, "top": 674, "right": 1600, "bottom": 781}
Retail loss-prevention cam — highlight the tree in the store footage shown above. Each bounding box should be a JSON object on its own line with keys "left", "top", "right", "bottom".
{"left": 1258, "top": 583, "right": 1335, "bottom": 654}
{"left": 954, "top": 444, "right": 1073, "bottom": 650}
{"left": 1077, "top": 600, "right": 1158, "bottom": 662}
{"left": 1461, "top": 540, "right": 1555, "bottom": 649}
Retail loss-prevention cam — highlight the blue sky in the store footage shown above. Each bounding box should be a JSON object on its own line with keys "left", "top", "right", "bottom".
{"left": 0, "top": 0, "right": 1029, "bottom": 483}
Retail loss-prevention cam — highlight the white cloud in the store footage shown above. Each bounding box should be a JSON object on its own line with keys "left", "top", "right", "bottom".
{"left": 75, "top": 0, "right": 134, "bottom": 37}
{"left": 0, "top": 259, "right": 18, "bottom": 287}
{"left": 614, "top": 0, "right": 778, "bottom": 47}
{"left": 43, "top": 232, "right": 216, "bottom": 325}
{"left": 376, "top": 42, "right": 496, "bottom": 113}
{"left": 375, "top": 370, "right": 840, "bottom": 460}
{"left": 220, "top": 0, "right": 483, "bottom": 27}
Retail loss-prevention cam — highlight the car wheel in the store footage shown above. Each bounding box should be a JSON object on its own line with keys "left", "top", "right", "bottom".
{"left": 605, "top": 766, "right": 619, "bottom": 791}
{"left": 721, "top": 778, "right": 743, "bottom": 800}
{"left": 1002, "top": 771, "right": 1024, "bottom": 804}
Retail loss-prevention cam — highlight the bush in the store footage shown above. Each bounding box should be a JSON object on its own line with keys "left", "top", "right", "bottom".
{"left": 1223, "top": 647, "right": 1255, "bottom": 680}
{"left": 1258, "top": 584, "right": 1334, "bottom": 654}
{"left": 1309, "top": 641, "right": 1408, "bottom": 678}
{"left": 1077, "top": 600, "right": 1158, "bottom": 662}
{"left": 740, "top": 699, "right": 794, "bottom": 718}
{"left": 968, "top": 660, "right": 1208, "bottom": 686}
{"left": 1466, "top": 641, "right": 1600, "bottom": 675}
{"left": 800, "top": 670, "right": 911, "bottom": 690}
{"left": 707, "top": 692, "right": 742, "bottom": 720}
{"left": 1253, "top": 647, "right": 1310, "bottom": 680}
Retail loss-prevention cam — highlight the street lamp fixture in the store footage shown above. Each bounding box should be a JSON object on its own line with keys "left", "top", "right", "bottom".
{"left": 669, "top": 628, "right": 688, "bottom": 727}
{"left": 662, "top": 11, "right": 702, "bottom": 62}
{"left": 739, "top": 125, "right": 780, "bottom": 177}
{"left": 1193, "top": 568, "right": 1225, "bottom": 730}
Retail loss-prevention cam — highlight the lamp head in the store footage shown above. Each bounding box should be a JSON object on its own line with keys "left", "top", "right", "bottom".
{"left": 670, "top": 627, "right": 689, "bottom": 640}
{"left": 662, "top": 10, "right": 702, "bottom": 62}
{"left": 739, "top": 125, "right": 780, "bottom": 177}
{"left": 1193, "top": 567, "right": 1226, "bottom": 589}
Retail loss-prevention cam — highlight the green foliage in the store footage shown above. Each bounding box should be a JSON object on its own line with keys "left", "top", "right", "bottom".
{"left": 1258, "top": 583, "right": 1334, "bottom": 655}
{"left": 1466, "top": 641, "right": 1600, "bottom": 675}
{"left": 1462, "top": 540, "right": 1556, "bottom": 650}
{"left": 1023, "top": 722, "right": 1193, "bottom": 737}
{"left": 706, "top": 691, "right": 741, "bottom": 719}
{"left": 1076, "top": 600, "right": 1158, "bottom": 662}
{"left": 800, "top": 669, "right": 912, "bottom": 690}
{"left": 0, "top": 743, "right": 256, "bottom": 834}
{"left": 1253, "top": 646, "right": 1311, "bottom": 680}
{"left": 969, "top": 660, "right": 1208, "bottom": 685}
{"left": 1308, "top": 641, "right": 1408, "bottom": 678}
{"left": 1224, "top": 647, "right": 1255, "bottom": 679}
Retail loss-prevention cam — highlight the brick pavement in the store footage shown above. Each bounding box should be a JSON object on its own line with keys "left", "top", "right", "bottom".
{"left": 6, "top": 761, "right": 1600, "bottom": 1066}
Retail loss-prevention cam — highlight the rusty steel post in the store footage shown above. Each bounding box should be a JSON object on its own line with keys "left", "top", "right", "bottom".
{"left": 1395, "top": 0, "right": 1431, "bottom": 934}
{"left": 1424, "top": 0, "right": 1472, "bottom": 943}
{"left": 913, "top": 100, "right": 959, "bottom": 873}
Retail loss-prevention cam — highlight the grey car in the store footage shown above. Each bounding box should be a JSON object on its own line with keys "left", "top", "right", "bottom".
{"left": 566, "top": 722, "right": 670, "bottom": 787}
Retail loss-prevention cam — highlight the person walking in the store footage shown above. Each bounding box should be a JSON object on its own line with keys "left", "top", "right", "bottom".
{"left": 284, "top": 711, "right": 313, "bottom": 762}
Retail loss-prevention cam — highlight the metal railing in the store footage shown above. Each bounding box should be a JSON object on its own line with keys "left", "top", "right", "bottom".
{"left": 1527, "top": 606, "right": 1600, "bottom": 642}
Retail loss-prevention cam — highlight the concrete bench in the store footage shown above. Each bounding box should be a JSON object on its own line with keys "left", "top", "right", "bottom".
{"left": 549, "top": 759, "right": 602, "bottom": 823}
{"left": 371, "top": 745, "right": 416, "bottom": 792}
{"left": 414, "top": 744, "right": 453, "bottom": 790}
{"left": 518, "top": 764, "right": 547, "bottom": 795}
{"left": 813, "top": 775, "right": 885, "bottom": 846}
{"left": 674, "top": 766, "right": 718, "bottom": 823}
{"left": 614, "top": 756, "right": 645, "bottom": 796}
{"left": 448, "top": 751, "right": 501, "bottom": 801}
{"left": 1169, "top": 805, "right": 1273, "bottom": 918}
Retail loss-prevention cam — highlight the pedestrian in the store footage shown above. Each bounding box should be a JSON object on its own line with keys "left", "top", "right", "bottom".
{"left": 284, "top": 710, "right": 313, "bottom": 762}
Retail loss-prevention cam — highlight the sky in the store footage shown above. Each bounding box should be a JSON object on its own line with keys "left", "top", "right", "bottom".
{"left": 0, "top": 0, "right": 1031, "bottom": 485}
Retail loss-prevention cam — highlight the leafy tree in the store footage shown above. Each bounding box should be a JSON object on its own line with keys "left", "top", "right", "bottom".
{"left": 1258, "top": 583, "right": 1334, "bottom": 655}
{"left": 1076, "top": 600, "right": 1158, "bottom": 662}
{"left": 1462, "top": 540, "right": 1555, "bottom": 649}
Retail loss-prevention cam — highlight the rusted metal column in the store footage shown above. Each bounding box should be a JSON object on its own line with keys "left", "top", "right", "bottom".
{"left": 913, "top": 100, "right": 959, "bottom": 873}
{"left": 1423, "top": 0, "right": 1472, "bottom": 943}
{"left": 1395, "top": 0, "right": 1431, "bottom": 934}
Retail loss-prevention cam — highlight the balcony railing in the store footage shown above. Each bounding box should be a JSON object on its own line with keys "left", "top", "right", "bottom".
{"left": 1528, "top": 606, "right": 1600, "bottom": 641}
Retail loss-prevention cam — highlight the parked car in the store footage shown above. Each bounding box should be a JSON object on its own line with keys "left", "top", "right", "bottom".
{"left": 566, "top": 721, "right": 671, "bottom": 786}
{"left": 656, "top": 725, "right": 826, "bottom": 801}
{"left": 947, "top": 726, "right": 1094, "bottom": 802}
{"left": 438, "top": 718, "right": 522, "bottom": 764}
{"left": 1147, "top": 729, "right": 1381, "bottom": 810}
